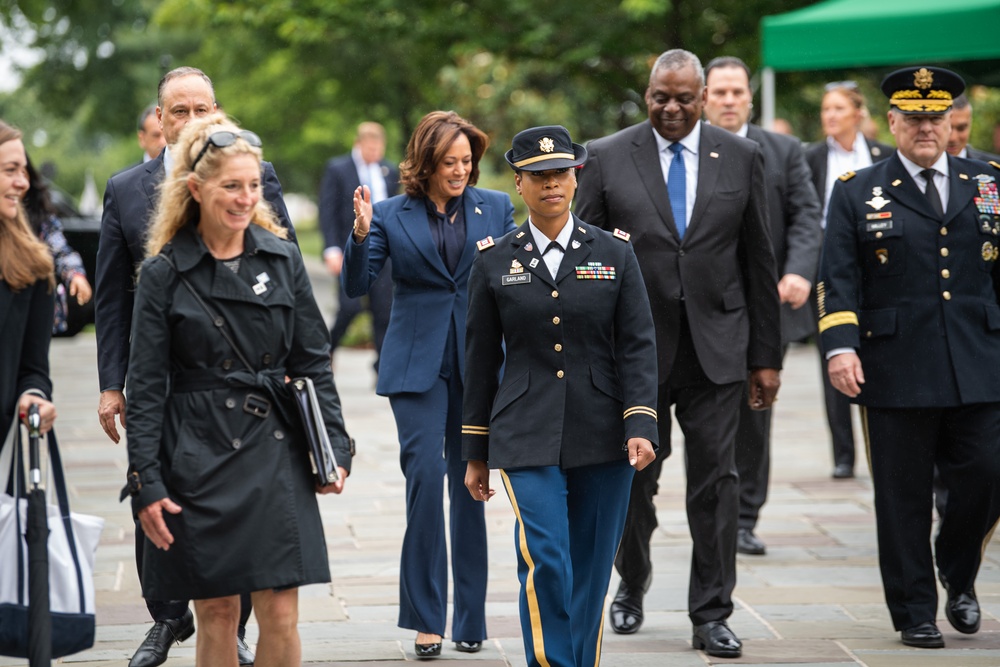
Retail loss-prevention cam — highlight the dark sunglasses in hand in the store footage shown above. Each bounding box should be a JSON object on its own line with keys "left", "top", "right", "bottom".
{"left": 191, "top": 131, "right": 263, "bottom": 171}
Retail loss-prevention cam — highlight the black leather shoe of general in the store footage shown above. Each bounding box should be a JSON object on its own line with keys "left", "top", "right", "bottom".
{"left": 237, "top": 633, "right": 255, "bottom": 665}
{"left": 609, "top": 580, "right": 645, "bottom": 634}
{"left": 901, "top": 621, "right": 945, "bottom": 648}
{"left": 128, "top": 609, "right": 195, "bottom": 667}
{"left": 945, "top": 589, "right": 981, "bottom": 634}
{"left": 692, "top": 620, "right": 742, "bottom": 658}
{"left": 737, "top": 528, "right": 767, "bottom": 555}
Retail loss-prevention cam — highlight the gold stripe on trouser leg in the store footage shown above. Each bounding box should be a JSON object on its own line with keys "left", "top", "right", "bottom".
{"left": 500, "top": 469, "right": 551, "bottom": 667}
{"left": 860, "top": 406, "right": 873, "bottom": 477}
{"left": 593, "top": 603, "right": 605, "bottom": 667}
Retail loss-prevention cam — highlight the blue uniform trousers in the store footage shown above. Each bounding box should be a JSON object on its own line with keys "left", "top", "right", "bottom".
{"left": 389, "top": 365, "right": 488, "bottom": 641}
{"left": 501, "top": 460, "right": 634, "bottom": 667}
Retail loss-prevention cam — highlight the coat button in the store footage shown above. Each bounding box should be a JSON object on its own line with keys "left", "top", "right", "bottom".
{"left": 225, "top": 398, "right": 236, "bottom": 409}
{"left": 866, "top": 331, "right": 873, "bottom": 338}
{"left": 943, "top": 291, "right": 952, "bottom": 300}
{"left": 552, "top": 316, "right": 560, "bottom": 325}
{"left": 875, "top": 231, "right": 883, "bottom": 239}
{"left": 678, "top": 249, "right": 685, "bottom": 257}
{"left": 262, "top": 353, "right": 272, "bottom": 366}
{"left": 232, "top": 438, "right": 242, "bottom": 449}
{"left": 940, "top": 248, "right": 949, "bottom": 257}
{"left": 551, "top": 290, "right": 559, "bottom": 298}
{"left": 274, "top": 430, "right": 284, "bottom": 440}
{"left": 554, "top": 343, "right": 562, "bottom": 352}
{"left": 941, "top": 269, "right": 950, "bottom": 279}
{"left": 222, "top": 359, "right": 234, "bottom": 370}
{"left": 939, "top": 227, "right": 948, "bottom": 236}
{"left": 556, "top": 370, "right": 564, "bottom": 379}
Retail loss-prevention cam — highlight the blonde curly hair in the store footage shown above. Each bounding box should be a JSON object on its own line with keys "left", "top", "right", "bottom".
{"left": 145, "top": 111, "right": 287, "bottom": 257}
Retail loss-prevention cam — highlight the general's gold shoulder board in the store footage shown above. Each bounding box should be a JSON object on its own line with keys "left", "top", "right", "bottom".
{"left": 612, "top": 228, "right": 631, "bottom": 242}
{"left": 476, "top": 236, "right": 495, "bottom": 251}
{"left": 990, "top": 161, "right": 1000, "bottom": 172}
{"left": 838, "top": 171, "right": 856, "bottom": 182}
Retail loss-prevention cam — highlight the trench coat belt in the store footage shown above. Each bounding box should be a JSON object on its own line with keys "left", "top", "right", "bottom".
{"left": 171, "top": 367, "right": 297, "bottom": 427}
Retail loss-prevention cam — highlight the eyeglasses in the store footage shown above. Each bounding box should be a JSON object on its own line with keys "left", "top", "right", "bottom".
{"left": 191, "top": 131, "right": 262, "bottom": 171}
{"left": 824, "top": 80, "right": 858, "bottom": 92}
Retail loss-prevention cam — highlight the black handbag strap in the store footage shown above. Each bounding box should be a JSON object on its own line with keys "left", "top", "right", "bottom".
{"left": 160, "top": 254, "right": 256, "bottom": 372}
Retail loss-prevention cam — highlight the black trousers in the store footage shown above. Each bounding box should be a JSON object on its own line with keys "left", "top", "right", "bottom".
{"left": 862, "top": 403, "right": 1000, "bottom": 630}
{"left": 329, "top": 259, "right": 393, "bottom": 371}
{"left": 136, "top": 521, "right": 252, "bottom": 632}
{"left": 735, "top": 344, "right": 788, "bottom": 531}
{"left": 615, "top": 312, "right": 743, "bottom": 625}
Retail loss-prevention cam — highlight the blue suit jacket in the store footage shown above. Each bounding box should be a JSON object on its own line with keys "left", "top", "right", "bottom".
{"left": 343, "top": 186, "right": 515, "bottom": 396}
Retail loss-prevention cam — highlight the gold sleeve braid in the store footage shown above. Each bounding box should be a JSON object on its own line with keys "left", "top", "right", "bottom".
{"left": 623, "top": 406, "right": 657, "bottom": 420}
{"left": 818, "top": 311, "right": 859, "bottom": 333}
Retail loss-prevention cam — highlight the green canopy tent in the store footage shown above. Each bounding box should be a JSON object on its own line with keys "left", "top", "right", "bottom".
{"left": 759, "top": 0, "right": 1000, "bottom": 127}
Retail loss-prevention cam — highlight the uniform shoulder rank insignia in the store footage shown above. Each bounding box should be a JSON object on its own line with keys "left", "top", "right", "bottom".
{"left": 990, "top": 161, "right": 1000, "bottom": 172}
{"left": 476, "top": 236, "right": 495, "bottom": 251}
{"left": 612, "top": 228, "right": 631, "bottom": 242}
{"left": 838, "top": 171, "right": 856, "bottom": 182}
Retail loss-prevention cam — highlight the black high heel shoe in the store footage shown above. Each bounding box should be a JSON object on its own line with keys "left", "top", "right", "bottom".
{"left": 415, "top": 636, "right": 442, "bottom": 659}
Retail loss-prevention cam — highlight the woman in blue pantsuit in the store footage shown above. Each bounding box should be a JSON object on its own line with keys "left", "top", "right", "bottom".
{"left": 345, "top": 110, "right": 515, "bottom": 658}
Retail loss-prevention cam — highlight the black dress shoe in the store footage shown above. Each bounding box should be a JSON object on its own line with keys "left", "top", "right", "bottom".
{"left": 832, "top": 463, "right": 854, "bottom": 479}
{"left": 692, "top": 620, "right": 742, "bottom": 658}
{"left": 415, "top": 640, "right": 442, "bottom": 659}
{"left": 129, "top": 609, "right": 195, "bottom": 667}
{"left": 945, "top": 589, "right": 981, "bottom": 634}
{"left": 237, "top": 634, "right": 255, "bottom": 665}
{"left": 900, "top": 621, "right": 944, "bottom": 648}
{"left": 609, "top": 580, "right": 645, "bottom": 634}
{"left": 454, "top": 640, "right": 482, "bottom": 653}
{"left": 737, "top": 528, "right": 766, "bottom": 555}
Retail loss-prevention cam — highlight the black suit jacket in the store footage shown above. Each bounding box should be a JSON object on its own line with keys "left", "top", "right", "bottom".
{"left": 746, "top": 125, "right": 823, "bottom": 344}
{"left": 575, "top": 120, "right": 782, "bottom": 385}
{"left": 819, "top": 154, "right": 1000, "bottom": 408}
{"left": 0, "top": 279, "right": 54, "bottom": 426}
{"left": 94, "top": 152, "right": 294, "bottom": 391}
{"left": 967, "top": 146, "right": 1000, "bottom": 163}
{"left": 318, "top": 154, "right": 399, "bottom": 251}
{"left": 804, "top": 137, "right": 894, "bottom": 208}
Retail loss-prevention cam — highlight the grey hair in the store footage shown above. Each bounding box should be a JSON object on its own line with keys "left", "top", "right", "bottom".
{"left": 157, "top": 67, "right": 215, "bottom": 108}
{"left": 953, "top": 94, "right": 971, "bottom": 112}
{"left": 650, "top": 49, "right": 704, "bottom": 87}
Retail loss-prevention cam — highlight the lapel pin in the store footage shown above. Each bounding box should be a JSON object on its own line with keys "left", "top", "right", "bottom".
{"left": 475, "top": 207, "right": 482, "bottom": 215}
{"left": 476, "top": 236, "right": 495, "bottom": 251}
{"left": 578, "top": 226, "right": 587, "bottom": 234}
{"left": 892, "top": 179, "right": 902, "bottom": 187}
{"left": 529, "top": 258, "right": 540, "bottom": 268}
{"left": 256, "top": 272, "right": 270, "bottom": 284}
{"left": 516, "top": 231, "right": 525, "bottom": 238}
{"left": 571, "top": 240, "right": 581, "bottom": 250}
{"left": 253, "top": 282, "right": 267, "bottom": 295}
{"left": 960, "top": 173, "right": 969, "bottom": 180}
{"left": 525, "top": 242, "right": 533, "bottom": 252}
{"left": 710, "top": 152, "right": 719, "bottom": 158}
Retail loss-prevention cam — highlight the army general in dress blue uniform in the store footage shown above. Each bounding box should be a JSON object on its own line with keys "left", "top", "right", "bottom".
{"left": 463, "top": 126, "right": 658, "bottom": 667}
{"left": 819, "top": 66, "right": 1000, "bottom": 649}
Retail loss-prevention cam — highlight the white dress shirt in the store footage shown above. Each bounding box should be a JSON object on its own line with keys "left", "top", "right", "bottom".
{"left": 353, "top": 147, "right": 388, "bottom": 204}
{"left": 897, "top": 150, "right": 950, "bottom": 213}
{"left": 824, "top": 132, "right": 874, "bottom": 223}
{"left": 653, "top": 121, "right": 700, "bottom": 229}
{"left": 528, "top": 217, "right": 574, "bottom": 279}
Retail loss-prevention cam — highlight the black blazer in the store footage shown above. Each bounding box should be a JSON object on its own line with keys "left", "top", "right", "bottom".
{"left": 94, "top": 152, "right": 294, "bottom": 392}
{"left": 575, "top": 120, "right": 782, "bottom": 385}
{"left": 0, "top": 279, "right": 54, "bottom": 427}
{"left": 819, "top": 155, "right": 1000, "bottom": 407}
{"left": 804, "top": 137, "right": 894, "bottom": 208}
{"left": 746, "top": 125, "right": 823, "bottom": 344}
{"left": 318, "top": 154, "right": 399, "bottom": 251}
{"left": 462, "top": 217, "right": 658, "bottom": 469}
{"left": 967, "top": 146, "right": 1000, "bottom": 163}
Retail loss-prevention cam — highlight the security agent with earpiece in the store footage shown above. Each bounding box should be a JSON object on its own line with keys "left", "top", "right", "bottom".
{"left": 462, "top": 125, "right": 658, "bottom": 667}
{"left": 819, "top": 65, "right": 1000, "bottom": 650}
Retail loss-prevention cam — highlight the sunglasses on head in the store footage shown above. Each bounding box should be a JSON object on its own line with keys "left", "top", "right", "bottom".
{"left": 825, "top": 80, "right": 858, "bottom": 92}
{"left": 191, "top": 130, "right": 262, "bottom": 172}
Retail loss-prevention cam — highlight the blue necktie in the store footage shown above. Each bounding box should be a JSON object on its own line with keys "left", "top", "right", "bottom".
{"left": 668, "top": 142, "right": 686, "bottom": 239}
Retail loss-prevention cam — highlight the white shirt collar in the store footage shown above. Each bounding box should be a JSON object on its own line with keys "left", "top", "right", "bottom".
{"left": 735, "top": 123, "right": 749, "bottom": 139}
{"left": 826, "top": 132, "right": 868, "bottom": 157}
{"left": 652, "top": 120, "right": 701, "bottom": 157}
{"left": 528, "top": 216, "right": 574, "bottom": 250}
{"left": 958, "top": 147, "right": 969, "bottom": 159}
{"left": 163, "top": 145, "right": 174, "bottom": 175}
{"left": 897, "top": 150, "right": 950, "bottom": 181}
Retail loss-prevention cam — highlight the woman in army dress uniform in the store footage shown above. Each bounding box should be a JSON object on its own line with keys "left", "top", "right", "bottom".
{"left": 126, "top": 112, "right": 352, "bottom": 666}
{"left": 462, "top": 126, "right": 659, "bottom": 667}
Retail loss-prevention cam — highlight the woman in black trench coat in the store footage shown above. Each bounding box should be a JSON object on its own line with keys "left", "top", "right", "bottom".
{"left": 0, "top": 119, "right": 57, "bottom": 436}
{"left": 126, "top": 112, "right": 352, "bottom": 667}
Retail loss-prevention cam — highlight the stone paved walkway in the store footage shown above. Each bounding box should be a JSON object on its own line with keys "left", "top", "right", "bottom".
{"left": 3, "top": 262, "right": 999, "bottom": 666}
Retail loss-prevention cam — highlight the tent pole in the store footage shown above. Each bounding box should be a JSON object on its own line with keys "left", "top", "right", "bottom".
{"left": 762, "top": 67, "right": 775, "bottom": 130}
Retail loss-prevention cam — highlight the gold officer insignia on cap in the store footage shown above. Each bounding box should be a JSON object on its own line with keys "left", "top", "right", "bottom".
{"left": 476, "top": 236, "right": 495, "bottom": 251}
{"left": 539, "top": 137, "right": 555, "bottom": 153}
{"left": 914, "top": 68, "right": 933, "bottom": 89}
{"left": 613, "top": 228, "right": 631, "bottom": 242}
{"left": 839, "top": 171, "right": 856, "bottom": 182}
{"left": 892, "top": 179, "right": 902, "bottom": 187}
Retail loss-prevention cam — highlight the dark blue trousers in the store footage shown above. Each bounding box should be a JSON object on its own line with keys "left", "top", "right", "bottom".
{"left": 501, "top": 460, "right": 634, "bottom": 667}
{"left": 389, "top": 369, "right": 488, "bottom": 641}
